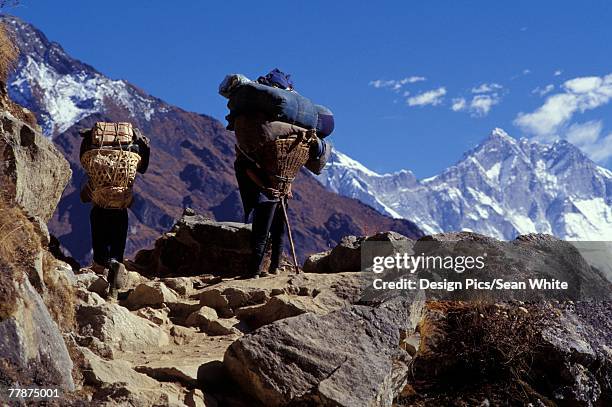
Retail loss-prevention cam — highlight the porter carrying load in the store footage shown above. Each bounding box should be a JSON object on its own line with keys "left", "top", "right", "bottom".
{"left": 221, "top": 69, "right": 334, "bottom": 277}
{"left": 81, "top": 122, "right": 142, "bottom": 209}
{"left": 79, "top": 121, "right": 150, "bottom": 299}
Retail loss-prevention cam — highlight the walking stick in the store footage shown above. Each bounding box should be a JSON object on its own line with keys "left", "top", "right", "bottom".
{"left": 280, "top": 197, "right": 300, "bottom": 273}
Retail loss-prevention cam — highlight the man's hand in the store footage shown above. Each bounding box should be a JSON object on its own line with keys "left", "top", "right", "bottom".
{"left": 263, "top": 187, "right": 282, "bottom": 199}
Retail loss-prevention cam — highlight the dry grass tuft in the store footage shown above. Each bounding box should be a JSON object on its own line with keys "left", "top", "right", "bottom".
{"left": 400, "top": 300, "right": 552, "bottom": 406}
{"left": 0, "top": 200, "right": 38, "bottom": 320}
{"left": 42, "top": 251, "right": 76, "bottom": 332}
{"left": 0, "top": 199, "right": 76, "bottom": 333}
{"left": 0, "top": 22, "right": 17, "bottom": 82}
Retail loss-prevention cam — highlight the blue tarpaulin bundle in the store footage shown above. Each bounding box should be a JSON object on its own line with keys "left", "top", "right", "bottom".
{"left": 220, "top": 75, "right": 334, "bottom": 138}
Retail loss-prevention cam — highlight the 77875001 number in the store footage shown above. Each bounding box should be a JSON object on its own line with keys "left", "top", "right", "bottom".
{"left": 8, "top": 388, "right": 60, "bottom": 399}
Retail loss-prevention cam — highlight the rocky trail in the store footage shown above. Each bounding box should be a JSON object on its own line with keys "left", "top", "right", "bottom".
{"left": 70, "top": 257, "right": 372, "bottom": 406}
{"left": 1, "top": 86, "right": 611, "bottom": 406}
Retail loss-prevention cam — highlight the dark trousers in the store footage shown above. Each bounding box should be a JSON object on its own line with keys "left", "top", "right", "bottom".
{"left": 251, "top": 200, "right": 286, "bottom": 274}
{"left": 90, "top": 206, "right": 128, "bottom": 267}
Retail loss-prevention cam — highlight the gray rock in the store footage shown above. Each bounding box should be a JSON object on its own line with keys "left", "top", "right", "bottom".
{"left": 0, "top": 276, "right": 75, "bottom": 391}
{"left": 135, "top": 363, "right": 200, "bottom": 387}
{"left": 0, "top": 111, "right": 71, "bottom": 222}
{"left": 137, "top": 306, "right": 171, "bottom": 326}
{"left": 224, "top": 303, "right": 414, "bottom": 406}
{"left": 304, "top": 231, "right": 411, "bottom": 274}
{"left": 134, "top": 211, "right": 256, "bottom": 277}
{"left": 88, "top": 276, "right": 110, "bottom": 297}
{"left": 126, "top": 282, "right": 179, "bottom": 309}
{"left": 185, "top": 306, "right": 218, "bottom": 327}
{"left": 79, "top": 346, "right": 185, "bottom": 406}
{"left": 77, "top": 302, "right": 170, "bottom": 351}
{"left": 185, "top": 306, "right": 239, "bottom": 336}
{"left": 161, "top": 276, "right": 195, "bottom": 296}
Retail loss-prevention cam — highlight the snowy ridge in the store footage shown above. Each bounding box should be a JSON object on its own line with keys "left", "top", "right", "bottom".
{"left": 3, "top": 15, "right": 164, "bottom": 137}
{"left": 319, "top": 128, "right": 612, "bottom": 240}
{"left": 318, "top": 150, "right": 415, "bottom": 219}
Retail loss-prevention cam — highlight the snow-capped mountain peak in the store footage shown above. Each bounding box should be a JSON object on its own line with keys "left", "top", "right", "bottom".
{"left": 319, "top": 128, "right": 612, "bottom": 240}
{"left": 3, "top": 15, "right": 163, "bottom": 137}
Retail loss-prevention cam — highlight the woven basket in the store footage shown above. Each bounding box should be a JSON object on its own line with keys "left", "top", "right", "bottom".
{"left": 81, "top": 149, "right": 141, "bottom": 209}
{"left": 258, "top": 136, "right": 312, "bottom": 195}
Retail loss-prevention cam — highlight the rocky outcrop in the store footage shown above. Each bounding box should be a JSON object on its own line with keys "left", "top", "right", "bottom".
{"left": 0, "top": 275, "right": 75, "bottom": 391}
{"left": 0, "top": 110, "right": 71, "bottom": 223}
{"left": 134, "top": 209, "right": 255, "bottom": 277}
{"left": 76, "top": 302, "right": 170, "bottom": 352}
{"left": 224, "top": 302, "right": 414, "bottom": 407}
{"left": 78, "top": 347, "right": 188, "bottom": 406}
{"left": 0, "top": 106, "right": 74, "bottom": 394}
{"left": 197, "top": 272, "right": 366, "bottom": 329}
{"left": 303, "top": 231, "right": 410, "bottom": 273}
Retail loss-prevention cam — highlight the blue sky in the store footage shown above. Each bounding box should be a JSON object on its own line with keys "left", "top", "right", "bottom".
{"left": 7, "top": 0, "right": 612, "bottom": 177}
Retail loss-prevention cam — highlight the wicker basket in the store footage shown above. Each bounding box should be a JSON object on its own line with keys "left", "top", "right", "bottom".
{"left": 81, "top": 149, "right": 141, "bottom": 209}
{"left": 258, "top": 136, "right": 312, "bottom": 195}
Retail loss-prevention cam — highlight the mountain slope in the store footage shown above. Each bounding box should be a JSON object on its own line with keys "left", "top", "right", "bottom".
{"left": 2, "top": 15, "right": 422, "bottom": 264}
{"left": 319, "top": 128, "right": 612, "bottom": 240}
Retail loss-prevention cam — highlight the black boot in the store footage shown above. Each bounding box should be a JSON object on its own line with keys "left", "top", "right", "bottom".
{"left": 245, "top": 256, "right": 267, "bottom": 279}
{"left": 107, "top": 259, "right": 120, "bottom": 300}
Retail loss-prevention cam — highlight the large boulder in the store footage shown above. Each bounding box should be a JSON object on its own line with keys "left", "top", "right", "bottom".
{"left": 224, "top": 303, "right": 415, "bottom": 407}
{"left": 77, "top": 302, "right": 170, "bottom": 351}
{"left": 133, "top": 209, "right": 259, "bottom": 277}
{"left": 0, "top": 111, "right": 74, "bottom": 394}
{"left": 304, "top": 231, "right": 411, "bottom": 273}
{"left": 126, "top": 282, "right": 180, "bottom": 309}
{"left": 0, "top": 274, "right": 75, "bottom": 391}
{"left": 79, "top": 347, "right": 186, "bottom": 406}
{"left": 0, "top": 111, "right": 71, "bottom": 223}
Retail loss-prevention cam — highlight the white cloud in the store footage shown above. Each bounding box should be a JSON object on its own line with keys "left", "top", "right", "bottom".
{"left": 515, "top": 73, "right": 612, "bottom": 163}
{"left": 532, "top": 84, "right": 554, "bottom": 97}
{"left": 404, "top": 76, "right": 426, "bottom": 83}
{"left": 451, "top": 85, "right": 502, "bottom": 117}
{"left": 585, "top": 133, "right": 612, "bottom": 163}
{"left": 514, "top": 74, "right": 612, "bottom": 140}
{"left": 565, "top": 121, "right": 612, "bottom": 163}
{"left": 451, "top": 97, "right": 467, "bottom": 112}
{"left": 554, "top": 69, "right": 563, "bottom": 77}
{"left": 523, "top": 69, "right": 531, "bottom": 75}
{"left": 407, "top": 87, "right": 446, "bottom": 106}
{"left": 369, "top": 76, "right": 426, "bottom": 91}
{"left": 564, "top": 76, "right": 603, "bottom": 93}
{"left": 369, "top": 79, "right": 395, "bottom": 89}
{"left": 566, "top": 120, "right": 602, "bottom": 145}
{"left": 471, "top": 83, "right": 503, "bottom": 94}
{"left": 470, "top": 94, "right": 500, "bottom": 116}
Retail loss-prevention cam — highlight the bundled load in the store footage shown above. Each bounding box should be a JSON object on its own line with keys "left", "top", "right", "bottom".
{"left": 80, "top": 122, "right": 142, "bottom": 209}
{"left": 220, "top": 71, "right": 334, "bottom": 179}
{"left": 220, "top": 73, "right": 335, "bottom": 139}
{"left": 91, "top": 122, "right": 134, "bottom": 145}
